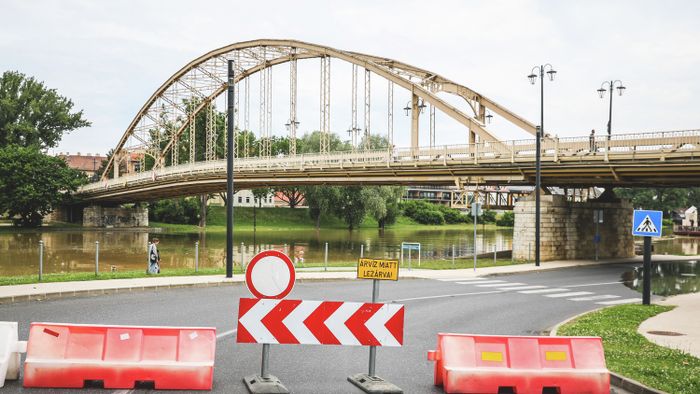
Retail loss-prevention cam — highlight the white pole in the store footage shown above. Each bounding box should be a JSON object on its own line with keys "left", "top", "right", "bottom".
{"left": 360, "top": 243, "right": 364, "bottom": 258}
{"left": 195, "top": 241, "right": 199, "bottom": 272}
{"left": 39, "top": 240, "right": 44, "bottom": 281}
{"left": 324, "top": 242, "right": 328, "bottom": 271}
{"left": 95, "top": 241, "right": 99, "bottom": 276}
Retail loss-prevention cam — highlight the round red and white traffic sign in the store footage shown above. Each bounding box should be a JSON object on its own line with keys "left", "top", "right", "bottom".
{"left": 245, "top": 250, "right": 296, "bottom": 299}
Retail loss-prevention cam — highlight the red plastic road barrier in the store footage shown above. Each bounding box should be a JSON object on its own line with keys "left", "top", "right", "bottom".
{"left": 23, "top": 322, "right": 216, "bottom": 390}
{"left": 428, "top": 333, "right": 609, "bottom": 394}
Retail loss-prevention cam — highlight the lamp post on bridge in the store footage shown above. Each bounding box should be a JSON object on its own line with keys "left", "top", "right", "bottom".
{"left": 527, "top": 64, "right": 557, "bottom": 267}
{"left": 597, "top": 80, "right": 626, "bottom": 139}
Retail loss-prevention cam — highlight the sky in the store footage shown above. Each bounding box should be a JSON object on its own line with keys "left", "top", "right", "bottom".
{"left": 2, "top": 0, "right": 699, "bottom": 155}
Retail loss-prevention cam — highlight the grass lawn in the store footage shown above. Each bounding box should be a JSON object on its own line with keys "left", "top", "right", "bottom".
{"left": 0, "top": 267, "right": 238, "bottom": 287}
{"left": 557, "top": 304, "right": 700, "bottom": 394}
{"left": 0, "top": 258, "right": 524, "bottom": 286}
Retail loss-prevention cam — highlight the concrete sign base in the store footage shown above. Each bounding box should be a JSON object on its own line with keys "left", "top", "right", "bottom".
{"left": 243, "top": 374, "right": 289, "bottom": 394}
{"left": 348, "top": 373, "right": 403, "bottom": 394}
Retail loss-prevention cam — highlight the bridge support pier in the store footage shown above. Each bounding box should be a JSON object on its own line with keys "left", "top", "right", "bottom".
{"left": 83, "top": 205, "right": 149, "bottom": 228}
{"left": 512, "top": 190, "right": 634, "bottom": 261}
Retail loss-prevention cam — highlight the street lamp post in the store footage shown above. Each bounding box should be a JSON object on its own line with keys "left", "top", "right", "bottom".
{"left": 226, "top": 60, "right": 235, "bottom": 278}
{"left": 527, "top": 64, "right": 557, "bottom": 267}
{"left": 597, "top": 80, "right": 626, "bottom": 139}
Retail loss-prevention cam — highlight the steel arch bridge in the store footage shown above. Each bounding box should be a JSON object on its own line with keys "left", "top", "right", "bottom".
{"left": 81, "top": 39, "right": 700, "bottom": 203}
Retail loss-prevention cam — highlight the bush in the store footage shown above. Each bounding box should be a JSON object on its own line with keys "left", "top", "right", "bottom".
{"left": 436, "top": 204, "right": 468, "bottom": 224}
{"left": 149, "top": 198, "right": 202, "bottom": 224}
{"left": 481, "top": 209, "right": 497, "bottom": 223}
{"left": 413, "top": 208, "right": 445, "bottom": 225}
{"left": 496, "top": 211, "right": 515, "bottom": 227}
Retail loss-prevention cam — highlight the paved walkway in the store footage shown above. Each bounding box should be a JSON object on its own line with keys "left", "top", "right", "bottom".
{"left": 1, "top": 254, "right": 696, "bottom": 304}
{"left": 639, "top": 291, "right": 700, "bottom": 358}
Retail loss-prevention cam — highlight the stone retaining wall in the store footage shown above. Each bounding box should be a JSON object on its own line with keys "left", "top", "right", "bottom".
{"left": 83, "top": 205, "right": 149, "bottom": 228}
{"left": 513, "top": 193, "right": 634, "bottom": 261}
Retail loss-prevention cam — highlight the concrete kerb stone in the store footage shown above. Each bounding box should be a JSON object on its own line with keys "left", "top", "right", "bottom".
{"left": 549, "top": 307, "right": 668, "bottom": 394}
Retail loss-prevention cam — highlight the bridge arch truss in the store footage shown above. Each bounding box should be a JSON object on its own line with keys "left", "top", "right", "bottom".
{"left": 103, "top": 39, "right": 536, "bottom": 179}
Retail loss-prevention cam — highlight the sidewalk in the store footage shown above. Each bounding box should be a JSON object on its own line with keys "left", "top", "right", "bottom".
{"left": 638, "top": 291, "right": 700, "bottom": 358}
{"left": 0, "top": 254, "right": 696, "bottom": 304}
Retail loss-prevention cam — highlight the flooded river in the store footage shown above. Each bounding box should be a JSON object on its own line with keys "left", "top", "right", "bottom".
{"left": 0, "top": 227, "right": 513, "bottom": 276}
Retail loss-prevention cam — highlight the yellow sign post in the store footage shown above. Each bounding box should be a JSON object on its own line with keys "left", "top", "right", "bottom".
{"left": 357, "top": 258, "right": 399, "bottom": 281}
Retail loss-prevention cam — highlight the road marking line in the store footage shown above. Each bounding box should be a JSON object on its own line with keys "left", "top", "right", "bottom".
{"left": 563, "top": 281, "right": 625, "bottom": 288}
{"left": 545, "top": 291, "right": 594, "bottom": 298}
{"left": 437, "top": 278, "right": 485, "bottom": 282}
{"left": 392, "top": 290, "right": 504, "bottom": 302}
{"left": 501, "top": 285, "right": 547, "bottom": 291}
{"left": 568, "top": 295, "right": 620, "bottom": 301}
{"left": 596, "top": 298, "right": 641, "bottom": 305}
{"left": 476, "top": 282, "right": 526, "bottom": 288}
{"left": 216, "top": 328, "right": 238, "bottom": 339}
{"left": 456, "top": 280, "right": 505, "bottom": 285}
{"left": 518, "top": 288, "right": 569, "bottom": 294}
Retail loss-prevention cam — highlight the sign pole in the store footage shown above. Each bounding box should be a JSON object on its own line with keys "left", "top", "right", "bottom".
{"left": 349, "top": 257, "right": 403, "bottom": 393}
{"left": 632, "top": 209, "right": 662, "bottom": 306}
{"left": 473, "top": 208, "right": 478, "bottom": 272}
{"left": 261, "top": 343, "right": 270, "bottom": 379}
{"left": 643, "top": 236, "right": 652, "bottom": 305}
{"left": 368, "top": 278, "right": 379, "bottom": 377}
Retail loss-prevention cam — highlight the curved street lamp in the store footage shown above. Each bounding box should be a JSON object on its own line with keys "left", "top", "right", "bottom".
{"left": 527, "top": 64, "right": 557, "bottom": 268}
{"left": 597, "top": 80, "right": 626, "bottom": 139}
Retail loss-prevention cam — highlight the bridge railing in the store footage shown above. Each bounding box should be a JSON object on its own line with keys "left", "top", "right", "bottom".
{"left": 79, "top": 129, "right": 700, "bottom": 194}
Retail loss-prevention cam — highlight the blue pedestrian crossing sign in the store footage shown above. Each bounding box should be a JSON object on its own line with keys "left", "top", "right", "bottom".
{"left": 632, "top": 210, "right": 663, "bottom": 237}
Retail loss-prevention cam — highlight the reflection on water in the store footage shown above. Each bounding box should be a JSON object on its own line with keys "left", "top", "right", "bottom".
{"left": 623, "top": 260, "right": 699, "bottom": 296}
{"left": 0, "top": 227, "right": 513, "bottom": 276}
{"left": 654, "top": 237, "right": 700, "bottom": 256}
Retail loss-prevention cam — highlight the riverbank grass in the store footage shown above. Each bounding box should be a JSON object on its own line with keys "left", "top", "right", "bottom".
{"left": 0, "top": 267, "right": 239, "bottom": 287}
{"left": 557, "top": 304, "right": 700, "bottom": 394}
{"left": 0, "top": 257, "right": 523, "bottom": 286}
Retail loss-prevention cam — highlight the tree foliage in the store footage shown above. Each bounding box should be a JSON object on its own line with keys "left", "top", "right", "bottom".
{"left": 496, "top": 211, "right": 515, "bottom": 227}
{"left": 0, "top": 146, "right": 85, "bottom": 226}
{"left": 148, "top": 197, "right": 202, "bottom": 224}
{"left": 615, "top": 187, "right": 700, "bottom": 215}
{"left": 0, "top": 71, "right": 90, "bottom": 149}
{"left": 401, "top": 200, "right": 468, "bottom": 225}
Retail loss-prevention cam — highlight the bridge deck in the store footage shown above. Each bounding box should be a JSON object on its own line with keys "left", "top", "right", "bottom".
{"left": 79, "top": 130, "right": 700, "bottom": 202}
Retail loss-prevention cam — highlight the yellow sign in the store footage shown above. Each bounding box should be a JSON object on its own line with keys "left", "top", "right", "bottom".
{"left": 545, "top": 351, "right": 567, "bottom": 361}
{"left": 481, "top": 351, "right": 503, "bottom": 362}
{"left": 357, "top": 258, "right": 399, "bottom": 281}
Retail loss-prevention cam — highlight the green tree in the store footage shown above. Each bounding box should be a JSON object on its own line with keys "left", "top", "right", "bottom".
{"left": 615, "top": 188, "right": 689, "bottom": 215}
{"left": 0, "top": 146, "right": 86, "bottom": 226}
{"left": 304, "top": 186, "right": 340, "bottom": 229}
{"left": 333, "top": 186, "right": 367, "bottom": 230}
{"left": 496, "top": 211, "right": 515, "bottom": 227}
{"left": 0, "top": 71, "right": 90, "bottom": 149}
{"left": 363, "top": 186, "right": 404, "bottom": 228}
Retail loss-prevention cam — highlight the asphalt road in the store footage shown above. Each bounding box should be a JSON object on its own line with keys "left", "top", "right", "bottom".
{"left": 0, "top": 262, "right": 647, "bottom": 393}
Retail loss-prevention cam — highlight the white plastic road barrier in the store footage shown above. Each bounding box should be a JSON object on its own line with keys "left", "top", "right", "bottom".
{"left": 0, "top": 321, "right": 27, "bottom": 387}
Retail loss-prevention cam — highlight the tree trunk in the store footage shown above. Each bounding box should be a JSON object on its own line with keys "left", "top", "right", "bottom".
{"left": 199, "top": 194, "right": 207, "bottom": 227}
{"left": 315, "top": 215, "right": 321, "bottom": 230}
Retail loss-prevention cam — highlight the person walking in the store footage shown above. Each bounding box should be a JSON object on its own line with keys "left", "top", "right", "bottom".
{"left": 148, "top": 238, "right": 161, "bottom": 274}
{"left": 589, "top": 129, "right": 596, "bottom": 154}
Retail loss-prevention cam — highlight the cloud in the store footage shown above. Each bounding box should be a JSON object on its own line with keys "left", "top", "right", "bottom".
{"left": 1, "top": 0, "right": 699, "bottom": 155}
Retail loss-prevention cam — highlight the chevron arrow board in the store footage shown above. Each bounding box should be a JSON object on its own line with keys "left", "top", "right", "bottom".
{"left": 236, "top": 298, "right": 404, "bottom": 347}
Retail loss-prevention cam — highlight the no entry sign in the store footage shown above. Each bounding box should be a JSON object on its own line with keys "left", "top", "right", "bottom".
{"left": 245, "top": 250, "right": 296, "bottom": 299}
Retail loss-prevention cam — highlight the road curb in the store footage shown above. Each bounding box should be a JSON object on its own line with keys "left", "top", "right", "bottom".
{"left": 549, "top": 308, "right": 668, "bottom": 394}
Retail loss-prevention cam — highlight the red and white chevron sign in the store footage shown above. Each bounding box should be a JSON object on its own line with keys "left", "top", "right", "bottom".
{"left": 236, "top": 298, "right": 404, "bottom": 347}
